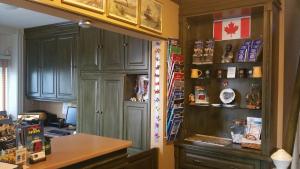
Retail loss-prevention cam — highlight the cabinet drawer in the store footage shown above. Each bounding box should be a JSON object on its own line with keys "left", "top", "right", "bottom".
{"left": 182, "top": 152, "right": 255, "bottom": 169}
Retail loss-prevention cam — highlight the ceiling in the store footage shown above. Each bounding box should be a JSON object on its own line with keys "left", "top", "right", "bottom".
{"left": 0, "top": 3, "right": 68, "bottom": 29}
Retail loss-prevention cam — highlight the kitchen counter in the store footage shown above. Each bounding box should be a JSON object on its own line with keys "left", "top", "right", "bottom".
{"left": 29, "top": 133, "right": 132, "bottom": 169}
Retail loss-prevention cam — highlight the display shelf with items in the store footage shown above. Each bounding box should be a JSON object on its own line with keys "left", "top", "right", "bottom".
{"left": 125, "top": 74, "right": 150, "bottom": 103}
{"left": 178, "top": 4, "right": 279, "bottom": 165}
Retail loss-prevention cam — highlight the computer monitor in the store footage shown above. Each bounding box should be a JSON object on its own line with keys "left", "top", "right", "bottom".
{"left": 65, "top": 106, "right": 77, "bottom": 126}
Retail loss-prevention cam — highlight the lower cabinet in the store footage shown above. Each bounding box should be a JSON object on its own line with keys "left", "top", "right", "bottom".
{"left": 101, "top": 74, "right": 125, "bottom": 139}
{"left": 78, "top": 73, "right": 124, "bottom": 139}
{"left": 78, "top": 74, "right": 100, "bottom": 135}
{"left": 176, "top": 145, "right": 261, "bottom": 169}
{"left": 124, "top": 101, "right": 149, "bottom": 153}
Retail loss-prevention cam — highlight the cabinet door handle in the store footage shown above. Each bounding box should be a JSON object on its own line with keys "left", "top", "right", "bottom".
{"left": 192, "top": 159, "right": 202, "bottom": 164}
{"left": 96, "top": 110, "right": 100, "bottom": 114}
{"left": 123, "top": 43, "right": 128, "bottom": 47}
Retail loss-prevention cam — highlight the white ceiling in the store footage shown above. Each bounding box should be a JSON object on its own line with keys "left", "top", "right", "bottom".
{"left": 0, "top": 3, "right": 68, "bottom": 29}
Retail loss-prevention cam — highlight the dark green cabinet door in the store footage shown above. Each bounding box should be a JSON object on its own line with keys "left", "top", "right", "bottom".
{"left": 79, "top": 27, "right": 101, "bottom": 71}
{"left": 79, "top": 74, "right": 100, "bottom": 135}
{"left": 40, "top": 37, "right": 57, "bottom": 99}
{"left": 124, "top": 101, "right": 149, "bottom": 154}
{"left": 26, "top": 39, "right": 41, "bottom": 98}
{"left": 57, "top": 34, "right": 77, "bottom": 100}
{"left": 100, "top": 74, "right": 124, "bottom": 138}
{"left": 125, "top": 37, "right": 149, "bottom": 70}
{"left": 101, "top": 30, "right": 125, "bottom": 70}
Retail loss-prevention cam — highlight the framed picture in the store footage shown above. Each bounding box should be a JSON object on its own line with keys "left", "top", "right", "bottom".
{"left": 107, "top": 0, "right": 138, "bottom": 24}
{"left": 62, "top": 0, "right": 105, "bottom": 13}
{"left": 140, "top": 0, "right": 162, "bottom": 33}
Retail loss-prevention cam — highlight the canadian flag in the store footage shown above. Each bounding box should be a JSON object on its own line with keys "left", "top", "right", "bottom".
{"left": 213, "top": 16, "right": 251, "bottom": 41}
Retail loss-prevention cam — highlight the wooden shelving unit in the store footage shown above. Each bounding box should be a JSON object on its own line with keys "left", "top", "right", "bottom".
{"left": 175, "top": 1, "right": 280, "bottom": 169}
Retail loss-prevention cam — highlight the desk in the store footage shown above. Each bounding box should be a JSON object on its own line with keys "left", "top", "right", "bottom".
{"left": 28, "top": 133, "right": 132, "bottom": 169}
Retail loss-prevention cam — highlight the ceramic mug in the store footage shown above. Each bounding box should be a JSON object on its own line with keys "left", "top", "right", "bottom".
{"left": 191, "top": 69, "right": 202, "bottom": 79}
{"left": 252, "top": 66, "right": 262, "bottom": 78}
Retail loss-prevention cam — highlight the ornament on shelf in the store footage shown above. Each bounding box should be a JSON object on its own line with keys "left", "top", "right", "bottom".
{"left": 245, "top": 84, "right": 262, "bottom": 109}
{"left": 221, "top": 44, "right": 234, "bottom": 63}
{"left": 192, "top": 39, "right": 214, "bottom": 64}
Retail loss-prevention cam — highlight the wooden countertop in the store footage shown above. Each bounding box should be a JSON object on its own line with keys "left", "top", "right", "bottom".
{"left": 29, "top": 133, "right": 132, "bottom": 169}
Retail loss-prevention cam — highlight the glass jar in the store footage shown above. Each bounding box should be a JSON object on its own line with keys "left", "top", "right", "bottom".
{"left": 230, "top": 120, "right": 246, "bottom": 144}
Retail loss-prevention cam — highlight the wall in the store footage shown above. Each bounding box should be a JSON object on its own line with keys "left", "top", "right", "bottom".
{"left": 0, "top": 25, "right": 23, "bottom": 119}
{"left": 23, "top": 99, "right": 66, "bottom": 118}
{"left": 283, "top": 0, "right": 300, "bottom": 151}
{"left": 0, "top": 0, "right": 178, "bottom": 40}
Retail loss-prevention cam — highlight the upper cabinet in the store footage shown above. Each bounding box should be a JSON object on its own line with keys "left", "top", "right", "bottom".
{"left": 56, "top": 34, "right": 78, "bottom": 100}
{"left": 25, "top": 23, "right": 79, "bottom": 101}
{"left": 79, "top": 27, "right": 150, "bottom": 72}
{"left": 40, "top": 37, "right": 57, "bottom": 99}
{"left": 125, "top": 37, "right": 149, "bottom": 71}
{"left": 26, "top": 39, "right": 41, "bottom": 98}
{"left": 101, "top": 30, "right": 125, "bottom": 71}
{"left": 79, "top": 27, "right": 101, "bottom": 71}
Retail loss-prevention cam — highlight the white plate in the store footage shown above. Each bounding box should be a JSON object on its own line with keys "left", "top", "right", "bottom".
{"left": 211, "top": 104, "right": 221, "bottom": 107}
{"left": 220, "top": 88, "right": 235, "bottom": 104}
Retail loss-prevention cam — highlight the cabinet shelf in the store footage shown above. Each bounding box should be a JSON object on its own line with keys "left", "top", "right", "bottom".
{"left": 189, "top": 103, "right": 261, "bottom": 111}
{"left": 191, "top": 62, "right": 262, "bottom": 68}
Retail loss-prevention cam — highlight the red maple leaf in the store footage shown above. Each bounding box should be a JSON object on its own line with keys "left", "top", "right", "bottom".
{"left": 224, "top": 22, "right": 239, "bottom": 37}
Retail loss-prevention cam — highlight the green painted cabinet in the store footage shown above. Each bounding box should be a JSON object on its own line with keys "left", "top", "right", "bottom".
{"left": 78, "top": 73, "right": 100, "bottom": 135}
{"left": 40, "top": 37, "right": 57, "bottom": 99}
{"left": 79, "top": 73, "right": 124, "bottom": 139}
{"left": 25, "top": 23, "right": 78, "bottom": 101}
{"left": 26, "top": 31, "right": 78, "bottom": 101}
{"left": 101, "top": 30, "right": 125, "bottom": 71}
{"left": 57, "top": 34, "right": 78, "bottom": 100}
{"left": 26, "top": 39, "right": 41, "bottom": 98}
{"left": 124, "top": 37, "right": 149, "bottom": 71}
{"left": 100, "top": 74, "right": 125, "bottom": 139}
{"left": 78, "top": 27, "right": 150, "bottom": 72}
{"left": 79, "top": 27, "right": 101, "bottom": 71}
{"left": 124, "top": 101, "right": 149, "bottom": 154}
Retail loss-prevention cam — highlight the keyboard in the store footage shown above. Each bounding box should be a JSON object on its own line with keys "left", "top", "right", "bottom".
{"left": 48, "top": 129, "right": 70, "bottom": 136}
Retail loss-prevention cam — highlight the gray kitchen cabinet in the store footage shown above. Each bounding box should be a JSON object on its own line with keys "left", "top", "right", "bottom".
{"left": 101, "top": 30, "right": 125, "bottom": 71}
{"left": 40, "top": 37, "right": 57, "bottom": 99}
{"left": 124, "top": 101, "right": 149, "bottom": 154}
{"left": 78, "top": 73, "right": 124, "bottom": 138}
{"left": 100, "top": 74, "right": 125, "bottom": 139}
{"left": 57, "top": 34, "right": 78, "bottom": 100}
{"left": 26, "top": 39, "right": 41, "bottom": 98}
{"left": 25, "top": 23, "right": 78, "bottom": 101}
{"left": 78, "top": 73, "right": 101, "bottom": 135}
{"left": 125, "top": 37, "right": 150, "bottom": 71}
{"left": 79, "top": 27, "right": 101, "bottom": 71}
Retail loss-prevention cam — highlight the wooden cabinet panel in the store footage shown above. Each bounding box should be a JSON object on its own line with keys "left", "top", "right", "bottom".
{"left": 126, "top": 148, "right": 158, "bottom": 169}
{"left": 79, "top": 27, "right": 101, "bottom": 71}
{"left": 79, "top": 74, "right": 100, "bottom": 135}
{"left": 124, "top": 102, "right": 149, "bottom": 153}
{"left": 125, "top": 37, "right": 149, "bottom": 70}
{"left": 40, "top": 37, "right": 57, "bottom": 98}
{"left": 100, "top": 74, "right": 124, "bottom": 138}
{"left": 57, "top": 34, "right": 77, "bottom": 100}
{"left": 176, "top": 146, "right": 261, "bottom": 169}
{"left": 26, "top": 39, "right": 41, "bottom": 98}
{"left": 101, "top": 30, "right": 125, "bottom": 70}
